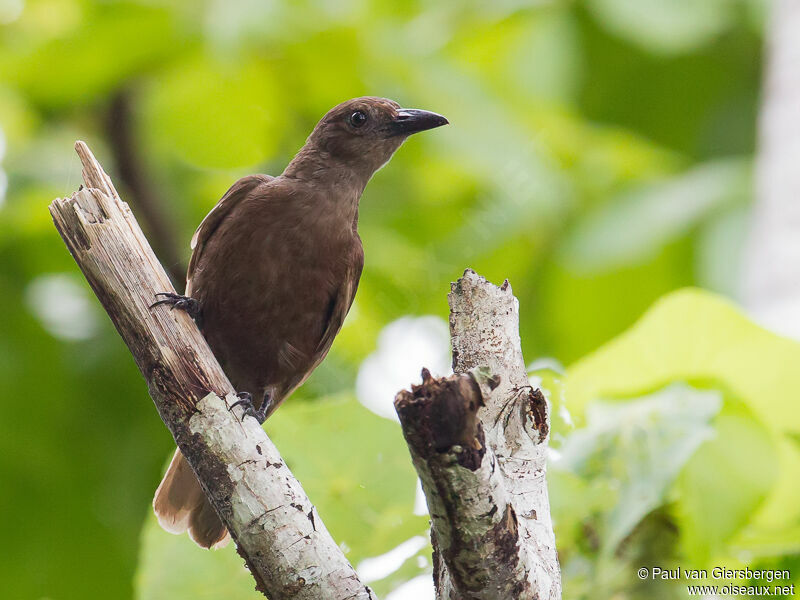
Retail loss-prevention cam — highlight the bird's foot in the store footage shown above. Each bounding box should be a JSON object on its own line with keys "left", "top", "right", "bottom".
{"left": 229, "top": 392, "right": 254, "bottom": 420}
{"left": 229, "top": 391, "right": 273, "bottom": 425}
{"left": 149, "top": 293, "right": 201, "bottom": 321}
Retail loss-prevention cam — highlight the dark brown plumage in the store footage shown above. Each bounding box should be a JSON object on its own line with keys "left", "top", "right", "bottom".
{"left": 152, "top": 97, "right": 448, "bottom": 548}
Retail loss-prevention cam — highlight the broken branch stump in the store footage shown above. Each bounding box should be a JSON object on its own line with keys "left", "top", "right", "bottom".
{"left": 395, "top": 270, "right": 561, "bottom": 600}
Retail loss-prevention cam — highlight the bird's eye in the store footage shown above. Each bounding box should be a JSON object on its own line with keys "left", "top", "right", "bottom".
{"left": 349, "top": 111, "right": 367, "bottom": 128}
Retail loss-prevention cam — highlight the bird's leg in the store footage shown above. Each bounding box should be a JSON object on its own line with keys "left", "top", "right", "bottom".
{"left": 149, "top": 292, "right": 201, "bottom": 323}
{"left": 229, "top": 390, "right": 273, "bottom": 425}
{"left": 253, "top": 390, "right": 274, "bottom": 424}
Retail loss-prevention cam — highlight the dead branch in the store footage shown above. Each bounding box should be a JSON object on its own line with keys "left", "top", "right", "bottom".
{"left": 49, "top": 141, "right": 375, "bottom": 600}
{"left": 395, "top": 270, "right": 561, "bottom": 600}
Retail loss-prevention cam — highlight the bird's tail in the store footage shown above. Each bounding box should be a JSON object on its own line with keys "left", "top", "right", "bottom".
{"left": 153, "top": 449, "right": 230, "bottom": 549}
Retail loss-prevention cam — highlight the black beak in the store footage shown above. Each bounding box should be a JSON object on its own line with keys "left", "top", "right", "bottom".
{"left": 389, "top": 108, "right": 449, "bottom": 136}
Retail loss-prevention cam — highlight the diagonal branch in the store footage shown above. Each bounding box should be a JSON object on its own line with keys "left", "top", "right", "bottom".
{"left": 395, "top": 270, "right": 561, "bottom": 600}
{"left": 49, "top": 141, "right": 375, "bottom": 600}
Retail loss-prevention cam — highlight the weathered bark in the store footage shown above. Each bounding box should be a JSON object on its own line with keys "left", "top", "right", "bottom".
{"left": 49, "top": 142, "right": 375, "bottom": 600}
{"left": 395, "top": 270, "right": 561, "bottom": 600}
{"left": 742, "top": 0, "right": 800, "bottom": 339}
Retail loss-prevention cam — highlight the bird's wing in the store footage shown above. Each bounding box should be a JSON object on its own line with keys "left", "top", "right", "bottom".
{"left": 315, "top": 242, "right": 364, "bottom": 356}
{"left": 187, "top": 174, "right": 272, "bottom": 287}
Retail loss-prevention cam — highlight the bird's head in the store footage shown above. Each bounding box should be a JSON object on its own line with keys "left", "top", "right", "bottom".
{"left": 296, "top": 97, "right": 448, "bottom": 179}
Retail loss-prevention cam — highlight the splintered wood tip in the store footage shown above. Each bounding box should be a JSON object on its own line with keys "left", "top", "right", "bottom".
{"left": 74, "top": 140, "right": 91, "bottom": 164}
{"left": 72, "top": 140, "right": 116, "bottom": 198}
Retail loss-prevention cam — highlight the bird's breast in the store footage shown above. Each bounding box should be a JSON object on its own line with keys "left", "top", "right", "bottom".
{"left": 188, "top": 187, "right": 363, "bottom": 397}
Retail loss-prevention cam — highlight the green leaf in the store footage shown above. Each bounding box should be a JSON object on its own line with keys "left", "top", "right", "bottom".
{"left": 731, "top": 437, "right": 800, "bottom": 557}
{"left": 565, "top": 288, "right": 800, "bottom": 559}
{"left": 673, "top": 399, "right": 778, "bottom": 563}
{"left": 566, "top": 289, "right": 800, "bottom": 437}
{"left": 553, "top": 383, "right": 721, "bottom": 554}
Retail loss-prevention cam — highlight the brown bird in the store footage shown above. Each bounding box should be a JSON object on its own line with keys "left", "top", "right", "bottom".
{"left": 151, "top": 97, "right": 448, "bottom": 548}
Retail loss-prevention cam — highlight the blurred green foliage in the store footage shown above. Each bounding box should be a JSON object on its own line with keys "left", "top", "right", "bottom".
{"left": 550, "top": 289, "right": 800, "bottom": 597}
{"left": 1, "top": 0, "right": 796, "bottom": 598}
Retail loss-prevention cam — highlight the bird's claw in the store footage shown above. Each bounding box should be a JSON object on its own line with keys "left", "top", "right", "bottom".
{"left": 229, "top": 391, "right": 272, "bottom": 424}
{"left": 229, "top": 391, "right": 253, "bottom": 413}
{"left": 149, "top": 292, "right": 201, "bottom": 321}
